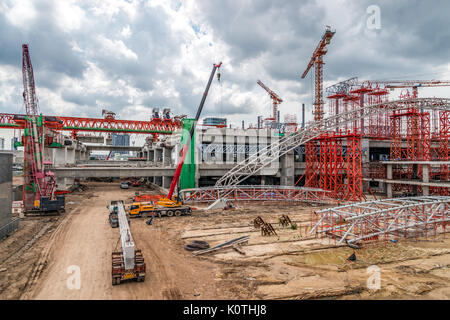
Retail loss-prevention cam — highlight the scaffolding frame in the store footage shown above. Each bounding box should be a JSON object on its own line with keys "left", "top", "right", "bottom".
{"left": 216, "top": 98, "right": 450, "bottom": 193}
{"left": 310, "top": 196, "right": 450, "bottom": 245}
{"left": 180, "top": 185, "right": 332, "bottom": 204}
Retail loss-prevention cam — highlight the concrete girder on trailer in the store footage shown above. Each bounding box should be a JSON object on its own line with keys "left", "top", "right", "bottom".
{"left": 117, "top": 203, "right": 134, "bottom": 270}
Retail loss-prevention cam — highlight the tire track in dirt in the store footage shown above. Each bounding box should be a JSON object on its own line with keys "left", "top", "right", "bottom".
{"left": 21, "top": 209, "right": 79, "bottom": 299}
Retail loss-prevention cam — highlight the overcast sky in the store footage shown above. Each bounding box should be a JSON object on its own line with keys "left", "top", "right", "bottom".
{"left": 1, "top": 0, "right": 450, "bottom": 147}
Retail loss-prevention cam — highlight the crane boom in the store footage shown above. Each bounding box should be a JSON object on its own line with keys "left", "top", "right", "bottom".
{"left": 257, "top": 80, "right": 283, "bottom": 121}
{"left": 361, "top": 80, "right": 450, "bottom": 98}
{"left": 21, "top": 44, "right": 62, "bottom": 213}
{"left": 166, "top": 62, "right": 222, "bottom": 200}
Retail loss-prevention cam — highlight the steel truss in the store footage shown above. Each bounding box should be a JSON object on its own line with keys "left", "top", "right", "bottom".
{"left": 309, "top": 196, "right": 450, "bottom": 245}
{"left": 0, "top": 113, "right": 181, "bottom": 135}
{"left": 216, "top": 98, "right": 450, "bottom": 191}
{"left": 179, "top": 185, "right": 332, "bottom": 204}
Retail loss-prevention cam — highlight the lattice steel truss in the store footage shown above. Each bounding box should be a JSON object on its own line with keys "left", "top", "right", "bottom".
{"left": 179, "top": 185, "right": 332, "bottom": 204}
{"left": 216, "top": 98, "right": 450, "bottom": 192}
{"left": 310, "top": 196, "right": 450, "bottom": 245}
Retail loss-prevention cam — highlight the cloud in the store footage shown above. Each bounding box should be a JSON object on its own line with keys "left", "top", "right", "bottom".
{"left": 0, "top": 0, "right": 449, "bottom": 129}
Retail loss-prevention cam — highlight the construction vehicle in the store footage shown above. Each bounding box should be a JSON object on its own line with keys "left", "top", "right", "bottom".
{"left": 128, "top": 200, "right": 192, "bottom": 218}
{"left": 156, "top": 62, "right": 222, "bottom": 209}
{"left": 107, "top": 200, "right": 129, "bottom": 228}
{"left": 111, "top": 202, "right": 146, "bottom": 285}
{"left": 20, "top": 44, "right": 65, "bottom": 215}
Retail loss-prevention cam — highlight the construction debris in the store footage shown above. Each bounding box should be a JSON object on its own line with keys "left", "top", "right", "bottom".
{"left": 184, "top": 240, "right": 210, "bottom": 251}
{"left": 193, "top": 236, "right": 249, "bottom": 256}
{"left": 253, "top": 216, "right": 277, "bottom": 236}
{"left": 278, "top": 214, "right": 292, "bottom": 228}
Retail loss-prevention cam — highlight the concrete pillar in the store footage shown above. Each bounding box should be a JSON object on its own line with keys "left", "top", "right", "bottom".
{"left": 66, "top": 147, "right": 76, "bottom": 165}
{"left": 236, "top": 130, "right": 245, "bottom": 163}
{"left": 155, "top": 148, "right": 163, "bottom": 166}
{"left": 386, "top": 163, "right": 393, "bottom": 198}
{"left": 0, "top": 154, "right": 12, "bottom": 228}
{"left": 163, "top": 148, "right": 171, "bottom": 166}
{"left": 56, "top": 177, "right": 68, "bottom": 190}
{"left": 149, "top": 149, "right": 155, "bottom": 165}
{"left": 280, "top": 150, "right": 295, "bottom": 186}
{"left": 422, "top": 164, "right": 430, "bottom": 196}
{"left": 162, "top": 176, "right": 172, "bottom": 189}
{"left": 261, "top": 175, "right": 266, "bottom": 186}
{"left": 154, "top": 176, "right": 162, "bottom": 187}
{"left": 225, "top": 130, "right": 234, "bottom": 164}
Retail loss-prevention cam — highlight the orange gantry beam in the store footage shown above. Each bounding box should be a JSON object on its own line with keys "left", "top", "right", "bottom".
{"left": 0, "top": 113, "right": 182, "bottom": 135}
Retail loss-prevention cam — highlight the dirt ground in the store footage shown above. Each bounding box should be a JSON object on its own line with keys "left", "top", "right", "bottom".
{"left": 0, "top": 182, "right": 449, "bottom": 300}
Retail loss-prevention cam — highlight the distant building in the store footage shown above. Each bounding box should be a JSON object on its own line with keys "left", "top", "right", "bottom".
{"left": 111, "top": 133, "right": 130, "bottom": 155}
{"left": 203, "top": 117, "right": 227, "bottom": 127}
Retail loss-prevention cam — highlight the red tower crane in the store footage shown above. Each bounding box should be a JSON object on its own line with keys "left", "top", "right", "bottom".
{"left": 257, "top": 80, "right": 283, "bottom": 122}
{"left": 301, "top": 26, "right": 335, "bottom": 122}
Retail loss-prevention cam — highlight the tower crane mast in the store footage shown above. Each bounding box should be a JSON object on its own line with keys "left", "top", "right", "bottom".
{"left": 301, "top": 26, "right": 335, "bottom": 122}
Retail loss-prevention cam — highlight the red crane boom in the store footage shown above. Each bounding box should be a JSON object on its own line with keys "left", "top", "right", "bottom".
{"left": 301, "top": 26, "right": 335, "bottom": 122}
{"left": 257, "top": 80, "right": 283, "bottom": 121}
{"left": 166, "top": 62, "right": 222, "bottom": 200}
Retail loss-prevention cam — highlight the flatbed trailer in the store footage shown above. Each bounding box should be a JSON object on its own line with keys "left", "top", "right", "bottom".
{"left": 111, "top": 249, "right": 146, "bottom": 285}
{"left": 111, "top": 202, "right": 146, "bottom": 285}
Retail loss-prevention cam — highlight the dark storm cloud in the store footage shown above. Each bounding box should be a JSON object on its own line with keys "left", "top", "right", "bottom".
{"left": 0, "top": 0, "right": 449, "bottom": 122}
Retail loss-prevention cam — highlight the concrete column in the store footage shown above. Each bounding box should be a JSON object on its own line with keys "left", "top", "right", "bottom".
{"left": 225, "top": 130, "right": 234, "bottom": 164}
{"left": 0, "top": 154, "right": 12, "bottom": 228}
{"left": 56, "top": 177, "right": 67, "bottom": 190}
{"left": 422, "top": 164, "right": 430, "bottom": 196}
{"left": 149, "top": 149, "right": 155, "bottom": 165}
{"left": 386, "top": 163, "right": 393, "bottom": 198}
{"left": 162, "top": 176, "right": 172, "bottom": 189}
{"left": 280, "top": 150, "right": 295, "bottom": 186}
{"left": 163, "top": 148, "right": 171, "bottom": 166}
{"left": 154, "top": 176, "right": 162, "bottom": 186}
{"left": 155, "top": 149, "right": 163, "bottom": 166}
{"left": 66, "top": 147, "right": 76, "bottom": 165}
{"left": 236, "top": 130, "right": 245, "bottom": 163}
{"left": 261, "top": 175, "right": 266, "bottom": 186}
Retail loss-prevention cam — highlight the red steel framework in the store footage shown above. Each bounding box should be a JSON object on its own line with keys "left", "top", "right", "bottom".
{"left": 305, "top": 131, "right": 363, "bottom": 201}
{"left": 323, "top": 78, "right": 450, "bottom": 199}
{"left": 0, "top": 113, "right": 182, "bottom": 137}
{"left": 179, "top": 185, "right": 333, "bottom": 204}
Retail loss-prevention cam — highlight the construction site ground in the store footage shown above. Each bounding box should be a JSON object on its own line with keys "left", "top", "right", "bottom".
{"left": 1, "top": 181, "right": 449, "bottom": 300}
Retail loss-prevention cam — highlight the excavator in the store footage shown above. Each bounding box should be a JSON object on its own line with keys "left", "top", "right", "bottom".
{"left": 155, "top": 62, "right": 222, "bottom": 210}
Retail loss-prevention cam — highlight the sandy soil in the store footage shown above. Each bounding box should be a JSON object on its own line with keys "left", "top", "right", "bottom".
{"left": 1, "top": 182, "right": 449, "bottom": 300}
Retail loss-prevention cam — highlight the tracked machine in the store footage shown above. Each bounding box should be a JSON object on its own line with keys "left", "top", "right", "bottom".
{"left": 20, "top": 44, "right": 65, "bottom": 215}
{"left": 155, "top": 62, "right": 222, "bottom": 211}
